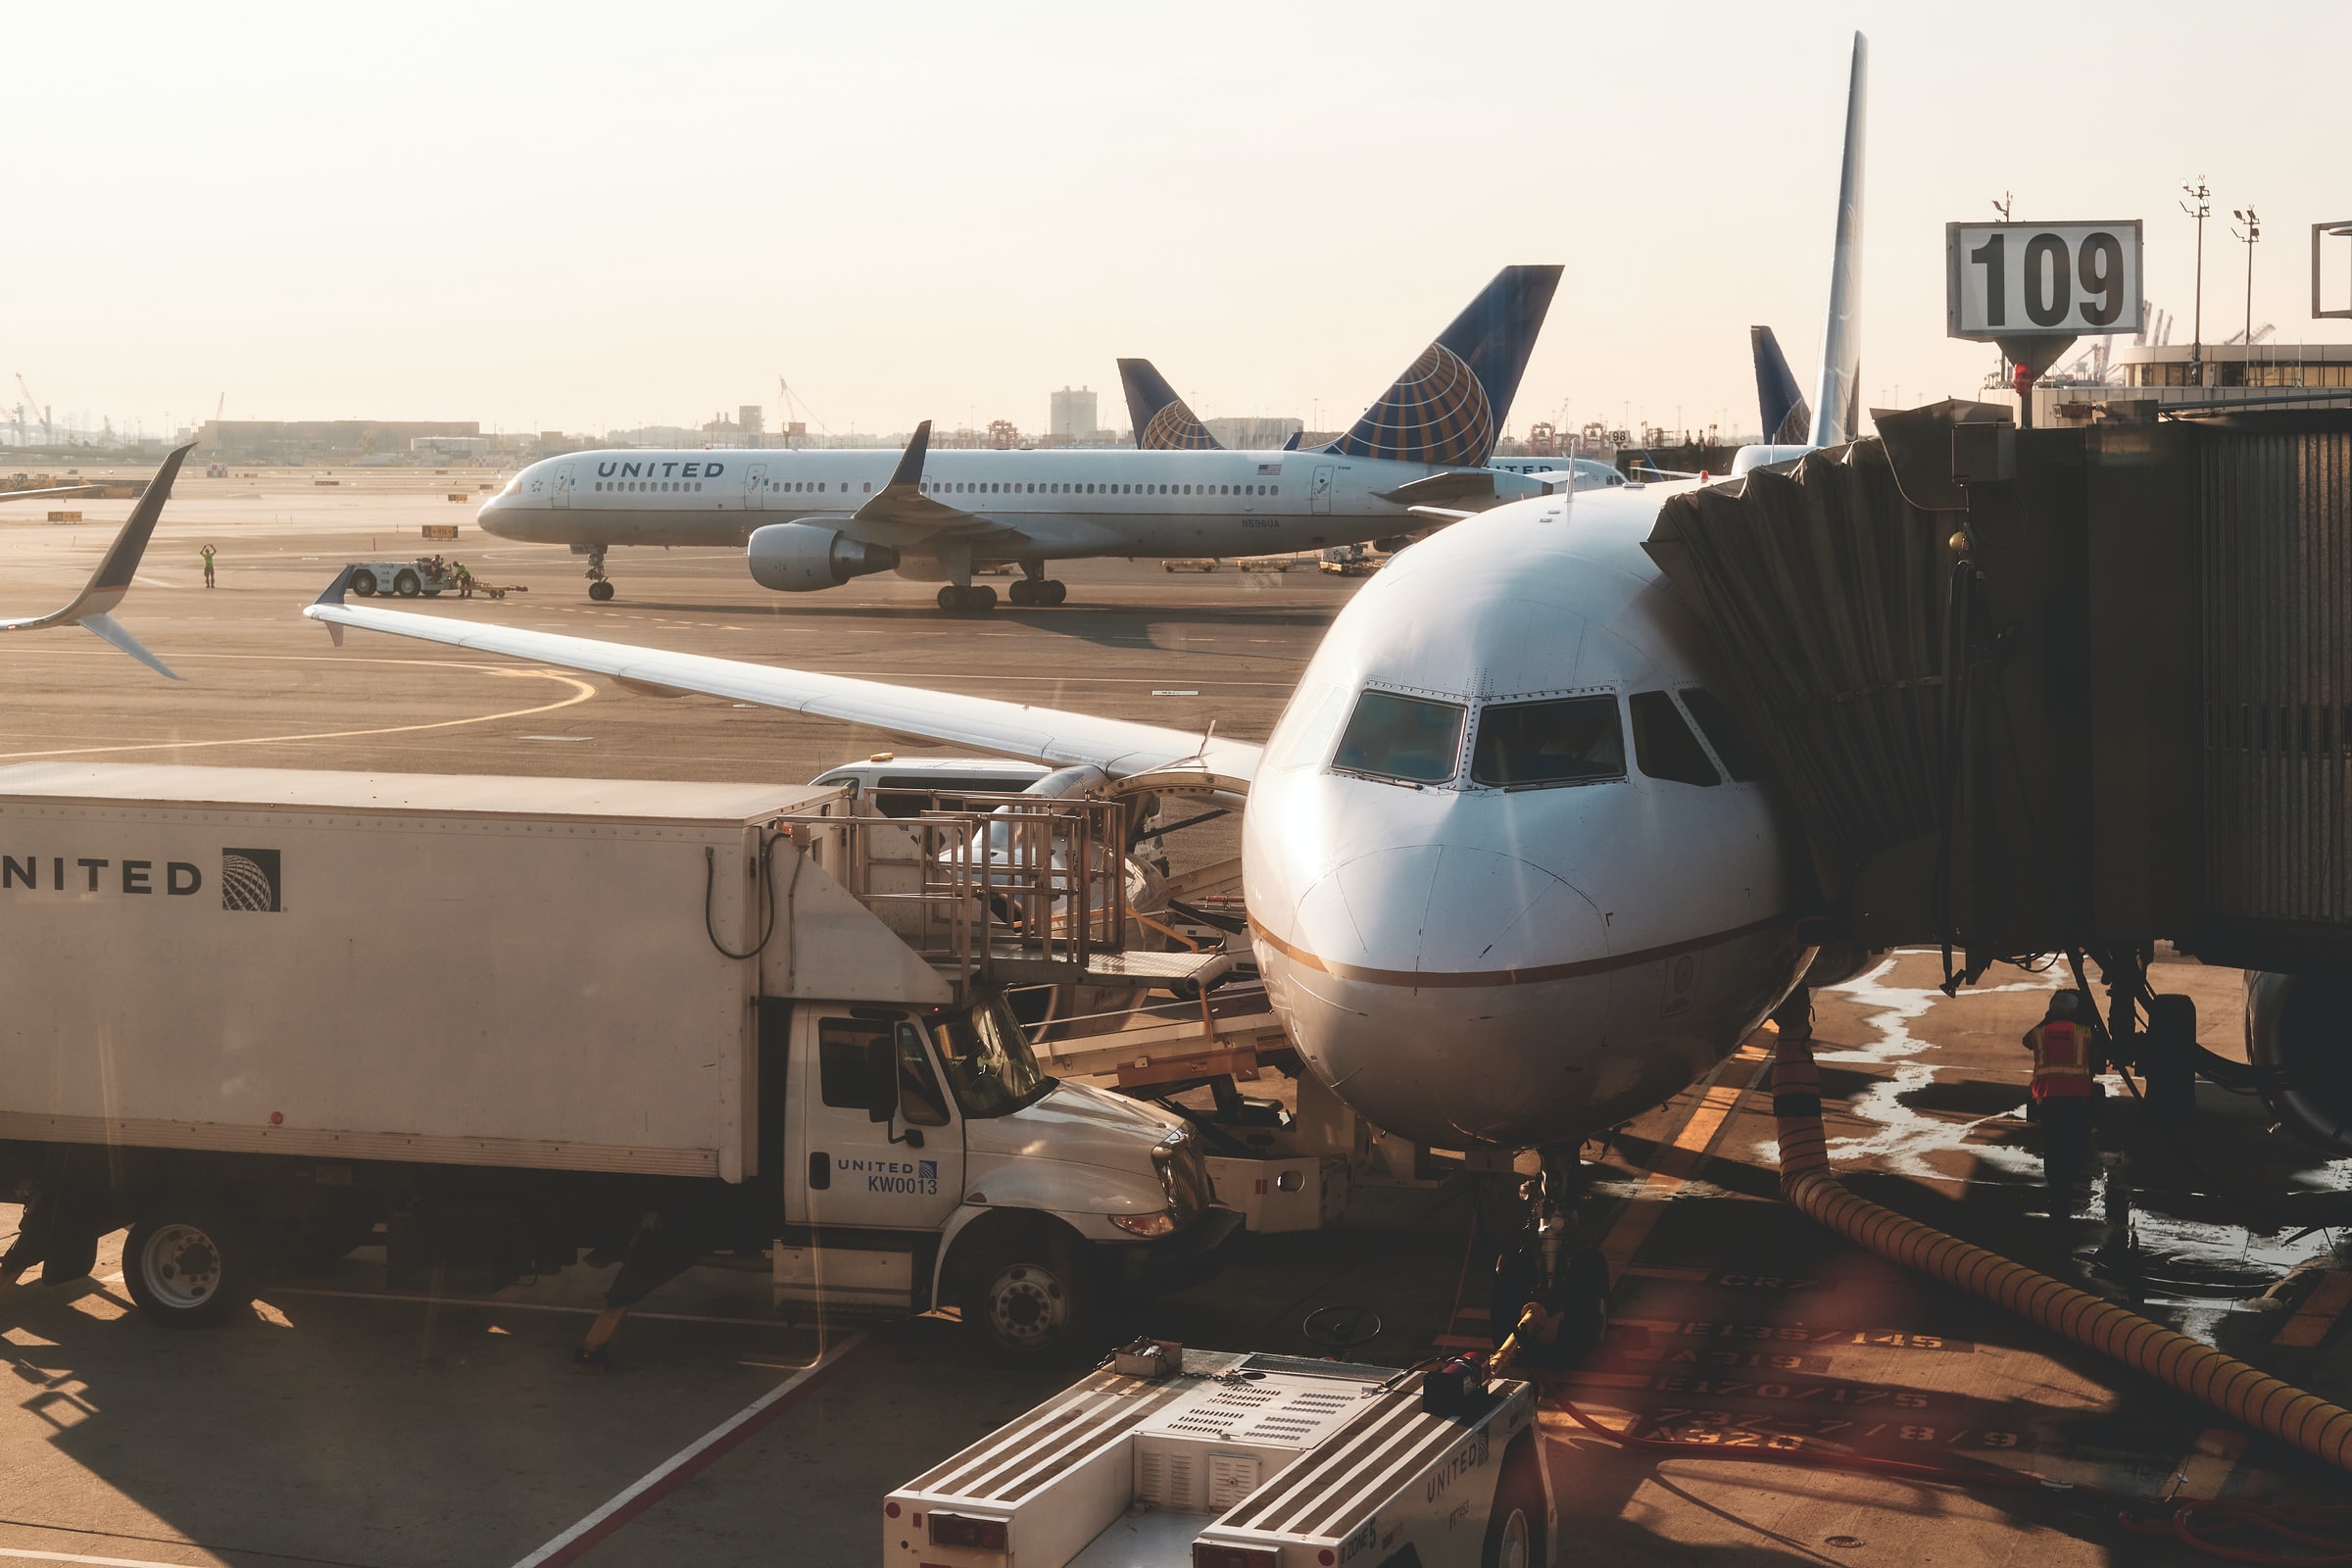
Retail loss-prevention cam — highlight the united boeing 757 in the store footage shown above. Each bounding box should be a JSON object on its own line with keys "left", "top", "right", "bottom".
{"left": 470, "top": 267, "right": 1561, "bottom": 611}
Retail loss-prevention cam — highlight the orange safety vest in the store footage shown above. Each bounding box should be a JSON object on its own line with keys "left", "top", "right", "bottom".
{"left": 2024, "top": 1018, "right": 2097, "bottom": 1099}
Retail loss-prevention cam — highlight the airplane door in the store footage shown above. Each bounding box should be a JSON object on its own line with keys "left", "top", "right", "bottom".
{"left": 1310, "top": 466, "right": 1334, "bottom": 514}
{"left": 797, "top": 1011, "right": 962, "bottom": 1235}
{"left": 744, "top": 464, "right": 767, "bottom": 512}
{"left": 551, "top": 466, "right": 573, "bottom": 508}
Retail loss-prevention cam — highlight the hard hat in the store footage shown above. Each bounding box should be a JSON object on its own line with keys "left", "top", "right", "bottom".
{"left": 2050, "top": 990, "right": 2081, "bottom": 1016}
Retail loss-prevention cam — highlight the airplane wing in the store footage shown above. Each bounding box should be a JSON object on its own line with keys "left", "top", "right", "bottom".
{"left": 0, "top": 483, "right": 110, "bottom": 503}
{"left": 834, "top": 420, "right": 1016, "bottom": 548}
{"left": 0, "top": 442, "right": 192, "bottom": 678}
{"left": 302, "top": 571, "right": 1261, "bottom": 792}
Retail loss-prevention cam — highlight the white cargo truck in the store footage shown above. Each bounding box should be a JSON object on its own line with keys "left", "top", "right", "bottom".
{"left": 0, "top": 762, "right": 1238, "bottom": 1360}
{"left": 885, "top": 1346, "right": 1554, "bottom": 1568}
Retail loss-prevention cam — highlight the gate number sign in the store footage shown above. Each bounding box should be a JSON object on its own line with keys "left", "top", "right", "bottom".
{"left": 1946, "top": 221, "right": 2144, "bottom": 339}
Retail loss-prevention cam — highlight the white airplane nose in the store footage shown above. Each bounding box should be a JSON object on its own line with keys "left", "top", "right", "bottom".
{"left": 1268, "top": 843, "right": 1619, "bottom": 1147}
{"left": 1292, "top": 842, "right": 1605, "bottom": 980}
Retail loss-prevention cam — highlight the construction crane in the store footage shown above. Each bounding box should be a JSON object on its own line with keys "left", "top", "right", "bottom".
{"left": 775, "top": 377, "right": 828, "bottom": 446}
{"left": 15, "top": 373, "right": 52, "bottom": 445}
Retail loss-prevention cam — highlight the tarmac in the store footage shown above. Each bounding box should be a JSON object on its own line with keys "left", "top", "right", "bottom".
{"left": 2, "top": 472, "right": 2349, "bottom": 1567}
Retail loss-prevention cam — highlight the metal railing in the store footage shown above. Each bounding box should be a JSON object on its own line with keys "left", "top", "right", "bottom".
{"left": 779, "top": 792, "right": 1129, "bottom": 996}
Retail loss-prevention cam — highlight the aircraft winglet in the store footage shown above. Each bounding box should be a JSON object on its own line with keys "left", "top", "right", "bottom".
{"left": 0, "top": 440, "right": 194, "bottom": 678}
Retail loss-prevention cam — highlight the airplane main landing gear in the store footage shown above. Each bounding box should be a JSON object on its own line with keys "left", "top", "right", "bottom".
{"left": 1489, "top": 1145, "right": 1609, "bottom": 1364}
{"left": 1006, "top": 578, "right": 1067, "bottom": 607}
{"left": 937, "top": 584, "right": 997, "bottom": 613}
{"left": 583, "top": 546, "right": 614, "bottom": 601}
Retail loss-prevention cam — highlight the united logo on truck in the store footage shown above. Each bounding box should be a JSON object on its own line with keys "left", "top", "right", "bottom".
{"left": 220, "top": 848, "right": 282, "bottom": 912}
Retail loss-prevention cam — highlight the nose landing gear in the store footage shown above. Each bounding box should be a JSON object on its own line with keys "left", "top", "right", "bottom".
{"left": 1487, "top": 1147, "right": 1609, "bottom": 1366}
{"left": 582, "top": 546, "right": 615, "bottom": 601}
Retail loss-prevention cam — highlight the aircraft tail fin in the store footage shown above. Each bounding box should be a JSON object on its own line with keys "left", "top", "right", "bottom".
{"left": 1807, "top": 32, "right": 1867, "bottom": 448}
{"left": 1751, "top": 326, "right": 1812, "bottom": 446}
{"left": 1327, "top": 265, "right": 1562, "bottom": 466}
{"left": 1117, "top": 359, "right": 1221, "bottom": 451}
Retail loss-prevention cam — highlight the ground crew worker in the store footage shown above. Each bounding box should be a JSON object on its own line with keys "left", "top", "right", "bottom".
{"left": 455, "top": 561, "right": 474, "bottom": 598}
{"left": 200, "top": 544, "right": 217, "bottom": 588}
{"left": 2024, "top": 990, "right": 2101, "bottom": 1211}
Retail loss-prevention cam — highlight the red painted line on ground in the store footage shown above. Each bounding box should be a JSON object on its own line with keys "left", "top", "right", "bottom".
{"left": 510, "top": 1331, "right": 870, "bottom": 1568}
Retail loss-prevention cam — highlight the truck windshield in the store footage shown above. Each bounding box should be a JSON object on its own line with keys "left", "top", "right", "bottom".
{"left": 931, "top": 995, "right": 1049, "bottom": 1118}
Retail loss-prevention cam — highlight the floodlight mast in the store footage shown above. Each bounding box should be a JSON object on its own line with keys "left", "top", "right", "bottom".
{"left": 2181, "top": 178, "right": 2211, "bottom": 381}
{"left": 2233, "top": 208, "right": 2261, "bottom": 350}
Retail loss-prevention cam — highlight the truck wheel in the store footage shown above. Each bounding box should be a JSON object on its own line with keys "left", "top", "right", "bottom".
{"left": 394, "top": 569, "right": 422, "bottom": 597}
{"left": 1482, "top": 1431, "right": 1547, "bottom": 1568}
{"left": 965, "top": 1239, "right": 1087, "bottom": 1360}
{"left": 123, "top": 1203, "right": 258, "bottom": 1329}
{"left": 350, "top": 569, "right": 378, "bottom": 597}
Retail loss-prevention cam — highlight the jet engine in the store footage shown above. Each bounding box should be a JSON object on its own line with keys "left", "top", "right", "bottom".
{"left": 2245, "top": 971, "right": 2352, "bottom": 1154}
{"left": 747, "top": 522, "right": 900, "bottom": 592}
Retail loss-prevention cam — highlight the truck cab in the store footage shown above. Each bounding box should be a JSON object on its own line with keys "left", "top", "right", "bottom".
{"left": 775, "top": 990, "right": 1230, "bottom": 1353}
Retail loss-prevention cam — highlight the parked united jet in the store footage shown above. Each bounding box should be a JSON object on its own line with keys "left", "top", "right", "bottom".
{"left": 3, "top": 442, "right": 191, "bottom": 678}
{"left": 470, "top": 267, "right": 1561, "bottom": 612}
{"left": 306, "top": 36, "right": 1873, "bottom": 1163}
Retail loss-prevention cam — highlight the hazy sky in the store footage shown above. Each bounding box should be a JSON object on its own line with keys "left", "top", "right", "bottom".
{"left": 11, "top": 1, "right": 2345, "bottom": 443}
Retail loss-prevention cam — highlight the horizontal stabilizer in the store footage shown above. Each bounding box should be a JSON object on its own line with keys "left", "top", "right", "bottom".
{"left": 1371, "top": 470, "right": 1506, "bottom": 509}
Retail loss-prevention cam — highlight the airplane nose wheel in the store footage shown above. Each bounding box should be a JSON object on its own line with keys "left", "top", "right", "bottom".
{"left": 588, "top": 580, "right": 615, "bottom": 602}
{"left": 1488, "top": 1148, "right": 1609, "bottom": 1366}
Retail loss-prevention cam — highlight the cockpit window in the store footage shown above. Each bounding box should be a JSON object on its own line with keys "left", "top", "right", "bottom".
{"left": 1630, "top": 690, "right": 1721, "bottom": 786}
{"left": 1470, "top": 696, "right": 1625, "bottom": 788}
{"left": 1331, "top": 690, "right": 1464, "bottom": 785}
{"left": 1678, "top": 687, "right": 1764, "bottom": 782}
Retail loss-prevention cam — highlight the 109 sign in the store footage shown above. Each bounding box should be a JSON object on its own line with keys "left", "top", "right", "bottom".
{"left": 1946, "top": 221, "right": 2144, "bottom": 339}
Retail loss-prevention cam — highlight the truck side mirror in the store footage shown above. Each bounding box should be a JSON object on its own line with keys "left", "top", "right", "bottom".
{"left": 864, "top": 1038, "right": 898, "bottom": 1122}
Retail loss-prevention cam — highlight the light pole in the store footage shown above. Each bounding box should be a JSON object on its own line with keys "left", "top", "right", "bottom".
{"left": 2232, "top": 207, "right": 2261, "bottom": 354}
{"left": 2181, "top": 179, "right": 2211, "bottom": 383}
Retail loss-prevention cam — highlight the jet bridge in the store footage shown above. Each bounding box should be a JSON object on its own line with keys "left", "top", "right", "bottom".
{"left": 1643, "top": 404, "right": 2352, "bottom": 1142}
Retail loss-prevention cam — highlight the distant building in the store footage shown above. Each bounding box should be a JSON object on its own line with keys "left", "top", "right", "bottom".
{"left": 410, "top": 435, "right": 493, "bottom": 461}
{"left": 740, "top": 405, "right": 765, "bottom": 439}
{"left": 1050, "top": 387, "right": 1098, "bottom": 441}
{"left": 198, "top": 419, "right": 480, "bottom": 465}
{"left": 2025, "top": 341, "right": 2352, "bottom": 425}
{"left": 1203, "top": 416, "right": 1304, "bottom": 451}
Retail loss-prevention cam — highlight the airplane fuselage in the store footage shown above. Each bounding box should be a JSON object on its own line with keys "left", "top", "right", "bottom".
{"left": 477, "top": 446, "right": 1538, "bottom": 569}
{"left": 1242, "top": 480, "right": 1816, "bottom": 1149}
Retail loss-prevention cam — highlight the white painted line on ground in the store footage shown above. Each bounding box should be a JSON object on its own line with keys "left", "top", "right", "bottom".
{"left": 269, "top": 1284, "right": 797, "bottom": 1330}
{"left": 0, "top": 1547, "right": 215, "bottom": 1567}
{"left": 509, "top": 1332, "right": 869, "bottom": 1568}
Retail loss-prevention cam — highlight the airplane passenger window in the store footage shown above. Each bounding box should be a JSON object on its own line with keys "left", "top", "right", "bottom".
{"left": 1331, "top": 690, "right": 1465, "bottom": 786}
{"left": 1679, "top": 688, "right": 1764, "bottom": 782}
{"left": 1629, "top": 690, "right": 1721, "bottom": 786}
{"left": 1470, "top": 696, "right": 1625, "bottom": 788}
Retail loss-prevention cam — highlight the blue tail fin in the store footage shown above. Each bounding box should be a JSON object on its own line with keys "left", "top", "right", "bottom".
{"left": 1751, "top": 326, "right": 1812, "bottom": 445}
{"left": 1327, "top": 265, "right": 1562, "bottom": 466}
{"left": 1117, "top": 359, "right": 1222, "bottom": 451}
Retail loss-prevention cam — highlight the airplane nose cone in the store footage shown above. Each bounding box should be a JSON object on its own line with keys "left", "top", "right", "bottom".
{"left": 476, "top": 496, "right": 513, "bottom": 537}
{"left": 1293, "top": 843, "right": 1603, "bottom": 980}
{"left": 1272, "top": 844, "right": 1611, "bottom": 1146}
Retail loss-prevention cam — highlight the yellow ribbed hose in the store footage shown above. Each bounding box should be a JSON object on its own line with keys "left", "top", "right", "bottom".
{"left": 1770, "top": 1028, "right": 2352, "bottom": 1474}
